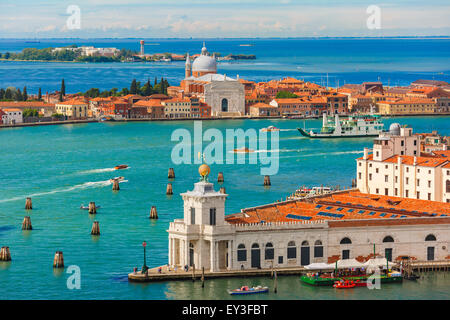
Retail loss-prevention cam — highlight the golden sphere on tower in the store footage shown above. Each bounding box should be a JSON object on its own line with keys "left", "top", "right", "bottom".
{"left": 198, "top": 164, "right": 211, "bottom": 177}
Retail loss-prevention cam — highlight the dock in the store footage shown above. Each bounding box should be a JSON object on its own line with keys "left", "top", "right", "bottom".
{"left": 128, "top": 265, "right": 307, "bottom": 282}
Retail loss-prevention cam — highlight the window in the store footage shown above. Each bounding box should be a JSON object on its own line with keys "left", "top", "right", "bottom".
{"left": 383, "top": 236, "right": 394, "bottom": 243}
{"left": 314, "top": 240, "right": 323, "bottom": 258}
{"left": 342, "top": 249, "right": 350, "bottom": 260}
{"left": 446, "top": 180, "right": 450, "bottom": 193}
{"left": 385, "top": 175, "right": 388, "bottom": 182}
{"left": 358, "top": 172, "right": 362, "bottom": 179}
{"left": 425, "top": 234, "right": 436, "bottom": 241}
{"left": 265, "top": 243, "right": 274, "bottom": 260}
{"left": 417, "top": 179, "right": 420, "bottom": 186}
{"left": 385, "top": 188, "right": 389, "bottom": 196}
{"left": 287, "top": 241, "right": 296, "bottom": 259}
{"left": 190, "top": 207, "right": 195, "bottom": 224}
{"left": 209, "top": 208, "right": 216, "bottom": 226}
{"left": 237, "top": 244, "right": 247, "bottom": 261}
{"left": 340, "top": 237, "right": 352, "bottom": 244}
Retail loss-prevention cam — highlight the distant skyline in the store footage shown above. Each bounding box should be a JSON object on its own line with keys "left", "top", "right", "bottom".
{"left": 1, "top": 1, "right": 449, "bottom": 38}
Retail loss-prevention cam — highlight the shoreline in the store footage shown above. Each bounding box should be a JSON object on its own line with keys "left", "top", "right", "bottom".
{"left": 1, "top": 113, "right": 450, "bottom": 130}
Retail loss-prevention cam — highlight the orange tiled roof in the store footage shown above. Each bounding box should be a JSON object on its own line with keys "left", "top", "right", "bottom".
{"left": 382, "top": 154, "right": 448, "bottom": 167}
{"left": 0, "top": 101, "right": 54, "bottom": 108}
{"left": 249, "top": 103, "right": 276, "bottom": 109}
{"left": 225, "top": 191, "right": 450, "bottom": 225}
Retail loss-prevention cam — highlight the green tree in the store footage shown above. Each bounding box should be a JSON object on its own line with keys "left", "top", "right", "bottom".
{"left": 38, "top": 87, "right": 42, "bottom": 101}
{"left": 141, "top": 79, "right": 153, "bottom": 96}
{"left": 23, "top": 86, "right": 28, "bottom": 101}
{"left": 120, "top": 87, "right": 129, "bottom": 96}
{"left": 0, "top": 88, "right": 4, "bottom": 100}
{"left": 4, "top": 52, "right": 10, "bottom": 59}
{"left": 130, "top": 79, "right": 138, "bottom": 95}
{"left": 5, "top": 88, "right": 13, "bottom": 100}
{"left": 23, "top": 109, "right": 38, "bottom": 117}
{"left": 276, "top": 91, "right": 298, "bottom": 99}
{"left": 15, "top": 88, "right": 23, "bottom": 101}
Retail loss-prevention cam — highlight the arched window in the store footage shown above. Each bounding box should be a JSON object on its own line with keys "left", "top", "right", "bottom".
{"left": 314, "top": 240, "right": 323, "bottom": 258}
{"left": 221, "top": 98, "right": 228, "bottom": 112}
{"left": 340, "top": 237, "right": 352, "bottom": 244}
{"left": 425, "top": 234, "right": 437, "bottom": 241}
{"left": 287, "top": 241, "right": 296, "bottom": 259}
{"left": 251, "top": 243, "right": 259, "bottom": 249}
{"left": 265, "top": 242, "right": 274, "bottom": 260}
{"left": 383, "top": 236, "right": 394, "bottom": 243}
{"left": 301, "top": 241, "right": 309, "bottom": 246}
{"left": 237, "top": 244, "right": 247, "bottom": 262}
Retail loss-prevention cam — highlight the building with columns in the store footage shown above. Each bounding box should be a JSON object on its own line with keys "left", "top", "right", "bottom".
{"left": 167, "top": 164, "right": 450, "bottom": 272}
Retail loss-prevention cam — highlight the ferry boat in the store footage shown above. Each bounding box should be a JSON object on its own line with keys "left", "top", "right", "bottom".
{"left": 297, "top": 113, "right": 384, "bottom": 138}
{"left": 228, "top": 286, "right": 269, "bottom": 295}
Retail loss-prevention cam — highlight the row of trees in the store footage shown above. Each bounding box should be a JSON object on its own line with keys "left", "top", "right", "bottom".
{"left": 80, "top": 78, "right": 170, "bottom": 98}
{"left": 1, "top": 77, "right": 170, "bottom": 102}
{"left": 0, "top": 86, "right": 42, "bottom": 101}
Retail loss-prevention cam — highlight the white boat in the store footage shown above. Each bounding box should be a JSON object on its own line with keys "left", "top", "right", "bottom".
{"left": 298, "top": 113, "right": 384, "bottom": 138}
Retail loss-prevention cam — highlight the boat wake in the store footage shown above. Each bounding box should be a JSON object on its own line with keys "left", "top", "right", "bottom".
{"left": 280, "top": 150, "right": 364, "bottom": 159}
{"left": 0, "top": 179, "right": 127, "bottom": 204}
{"left": 77, "top": 167, "right": 117, "bottom": 175}
{"left": 279, "top": 129, "right": 297, "bottom": 132}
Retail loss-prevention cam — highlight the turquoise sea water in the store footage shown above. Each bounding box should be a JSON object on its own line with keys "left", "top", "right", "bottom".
{"left": 0, "top": 38, "right": 449, "bottom": 93}
{"left": 0, "top": 117, "right": 449, "bottom": 299}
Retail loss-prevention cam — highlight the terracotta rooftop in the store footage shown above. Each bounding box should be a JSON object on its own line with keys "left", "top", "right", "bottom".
{"left": 225, "top": 190, "right": 450, "bottom": 225}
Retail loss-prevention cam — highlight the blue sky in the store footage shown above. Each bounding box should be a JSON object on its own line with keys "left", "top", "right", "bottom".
{"left": 0, "top": 0, "right": 449, "bottom": 38}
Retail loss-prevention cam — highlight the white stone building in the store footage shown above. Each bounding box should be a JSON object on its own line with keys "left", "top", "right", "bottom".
{"left": 167, "top": 165, "right": 450, "bottom": 272}
{"left": 1, "top": 108, "right": 23, "bottom": 125}
{"left": 181, "top": 44, "right": 245, "bottom": 117}
{"left": 357, "top": 124, "right": 450, "bottom": 202}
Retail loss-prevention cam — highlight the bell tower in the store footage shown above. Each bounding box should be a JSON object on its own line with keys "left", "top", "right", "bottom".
{"left": 185, "top": 52, "right": 192, "bottom": 78}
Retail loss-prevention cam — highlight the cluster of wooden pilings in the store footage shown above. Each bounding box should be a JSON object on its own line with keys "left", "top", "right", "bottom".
{"left": 264, "top": 175, "right": 271, "bottom": 186}
{"left": 22, "top": 216, "right": 32, "bottom": 230}
{"left": 91, "top": 221, "right": 100, "bottom": 236}
{"left": 112, "top": 179, "right": 120, "bottom": 191}
{"left": 217, "top": 172, "right": 224, "bottom": 183}
{"left": 150, "top": 206, "right": 158, "bottom": 219}
{"left": 0, "top": 247, "right": 11, "bottom": 261}
{"left": 53, "top": 251, "right": 64, "bottom": 268}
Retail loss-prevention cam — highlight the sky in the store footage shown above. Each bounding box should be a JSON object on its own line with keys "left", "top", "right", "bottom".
{"left": 0, "top": 0, "right": 449, "bottom": 38}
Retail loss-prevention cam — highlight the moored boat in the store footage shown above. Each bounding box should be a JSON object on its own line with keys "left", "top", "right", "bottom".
{"left": 298, "top": 113, "right": 384, "bottom": 138}
{"left": 228, "top": 286, "right": 269, "bottom": 295}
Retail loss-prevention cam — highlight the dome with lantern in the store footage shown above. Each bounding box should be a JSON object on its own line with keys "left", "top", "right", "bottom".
{"left": 191, "top": 43, "right": 217, "bottom": 74}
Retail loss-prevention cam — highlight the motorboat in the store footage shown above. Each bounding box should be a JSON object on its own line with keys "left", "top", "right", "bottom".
{"left": 109, "top": 176, "right": 124, "bottom": 183}
{"left": 114, "top": 165, "right": 128, "bottom": 170}
{"left": 232, "top": 147, "right": 255, "bottom": 153}
{"left": 228, "top": 286, "right": 269, "bottom": 295}
{"left": 261, "top": 126, "right": 280, "bottom": 132}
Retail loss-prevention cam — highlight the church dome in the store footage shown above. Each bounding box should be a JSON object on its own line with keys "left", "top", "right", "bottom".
{"left": 192, "top": 55, "right": 217, "bottom": 73}
{"left": 192, "top": 43, "right": 217, "bottom": 73}
{"left": 389, "top": 123, "right": 401, "bottom": 135}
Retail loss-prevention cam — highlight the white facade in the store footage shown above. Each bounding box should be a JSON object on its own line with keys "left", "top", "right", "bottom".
{"left": 357, "top": 125, "right": 450, "bottom": 202}
{"left": 204, "top": 80, "right": 245, "bottom": 117}
{"left": 1, "top": 109, "right": 23, "bottom": 125}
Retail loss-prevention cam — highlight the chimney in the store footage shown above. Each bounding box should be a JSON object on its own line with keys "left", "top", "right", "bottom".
{"left": 413, "top": 156, "right": 417, "bottom": 165}
{"left": 397, "top": 156, "right": 402, "bottom": 166}
{"left": 443, "top": 144, "right": 448, "bottom": 151}
{"left": 363, "top": 148, "right": 369, "bottom": 160}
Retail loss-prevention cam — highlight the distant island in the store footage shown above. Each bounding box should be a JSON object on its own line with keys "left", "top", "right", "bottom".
{"left": 0, "top": 45, "right": 256, "bottom": 63}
